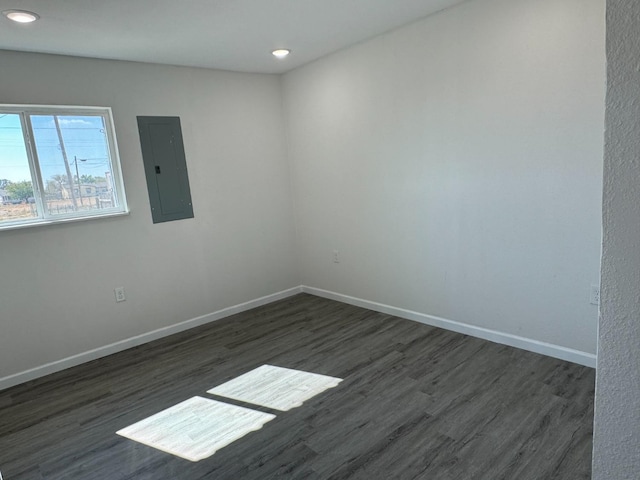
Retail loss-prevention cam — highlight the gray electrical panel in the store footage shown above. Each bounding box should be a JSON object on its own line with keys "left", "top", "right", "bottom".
{"left": 137, "top": 116, "right": 194, "bottom": 223}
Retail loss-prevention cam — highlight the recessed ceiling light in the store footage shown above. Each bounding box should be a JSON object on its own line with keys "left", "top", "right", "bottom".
{"left": 272, "top": 49, "right": 290, "bottom": 59}
{"left": 2, "top": 9, "right": 40, "bottom": 23}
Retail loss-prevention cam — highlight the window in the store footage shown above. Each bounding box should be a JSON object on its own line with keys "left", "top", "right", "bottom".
{"left": 0, "top": 105, "right": 128, "bottom": 229}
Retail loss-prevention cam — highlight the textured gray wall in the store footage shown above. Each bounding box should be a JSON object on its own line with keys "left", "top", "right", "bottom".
{"left": 593, "top": 1, "right": 640, "bottom": 477}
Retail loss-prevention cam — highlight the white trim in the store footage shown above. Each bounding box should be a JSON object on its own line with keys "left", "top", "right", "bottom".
{"left": 0, "top": 287, "right": 303, "bottom": 391}
{"left": 0, "top": 210, "right": 130, "bottom": 232}
{"left": 301, "top": 286, "right": 597, "bottom": 368}
{"left": 0, "top": 104, "right": 128, "bottom": 232}
{"left": 0, "top": 283, "right": 596, "bottom": 391}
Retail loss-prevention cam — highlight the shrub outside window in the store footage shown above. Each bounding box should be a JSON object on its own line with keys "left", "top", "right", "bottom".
{"left": 0, "top": 105, "right": 128, "bottom": 230}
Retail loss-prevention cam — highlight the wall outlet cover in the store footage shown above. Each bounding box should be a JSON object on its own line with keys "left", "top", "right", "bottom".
{"left": 590, "top": 284, "right": 600, "bottom": 305}
{"left": 115, "top": 287, "right": 126, "bottom": 303}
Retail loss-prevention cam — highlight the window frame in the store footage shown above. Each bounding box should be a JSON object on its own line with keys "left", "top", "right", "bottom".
{"left": 0, "top": 104, "right": 128, "bottom": 231}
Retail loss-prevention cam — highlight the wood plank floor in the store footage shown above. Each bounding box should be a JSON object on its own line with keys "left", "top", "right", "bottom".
{"left": 0, "top": 294, "right": 595, "bottom": 479}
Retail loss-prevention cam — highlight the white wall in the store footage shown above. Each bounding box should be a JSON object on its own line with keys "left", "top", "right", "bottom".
{"left": 593, "top": 0, "right": 640, "bottom": 477}
{"left": 0, "top": 51, "right": 298, "bottom": 381}
{"left": 0, "top": 0, "right": 606, "bottom": 386}
{"left": 283, "top": 0, "right": 604, "bottom": 355}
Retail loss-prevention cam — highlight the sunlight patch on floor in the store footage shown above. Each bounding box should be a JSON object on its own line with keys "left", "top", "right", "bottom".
{"left": 207, "top": 364, "right": 343, "bottom": 411}
{"left": 116, "top": 396, "right": 275, "bottom": 462}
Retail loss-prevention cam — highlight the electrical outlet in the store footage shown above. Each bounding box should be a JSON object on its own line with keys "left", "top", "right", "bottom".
{"left": 114, "top": 287, "right": 126, "bottom": 303}
{"left": 590, "top": 284, "right": 600, "bottom": 305}
{"left": 333, "top": 250, "right": 340, "bottom": 263}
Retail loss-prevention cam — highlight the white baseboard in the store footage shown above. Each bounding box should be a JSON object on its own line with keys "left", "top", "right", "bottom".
{"left": 301, "top": 286, "right": 597, "bottom": 368}
{"left": 1, "top": 283, "right": 595, "bottom": 391}
{"left": 0, "top": 286, "right": 303, "bottom": 392}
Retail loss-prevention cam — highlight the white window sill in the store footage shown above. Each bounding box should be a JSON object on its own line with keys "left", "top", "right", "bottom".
{"left": 0, "top": 210, "right": 130, "bottom": 232}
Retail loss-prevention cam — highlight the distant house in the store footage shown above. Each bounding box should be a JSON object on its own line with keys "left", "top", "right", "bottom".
{"left": 94, "top": 182, "right": 111, "bottom": 195}
{"left": 61, "top": 183, "right": 99, "bottom": 199}
{"left": 81, "top": 184, "right": 97, "bottom": 197}
{"left": 58, "top": 182, "right": 114, "bottom": 208}
{"left": 0, "top": 188, "right": 12, "bottom": 204}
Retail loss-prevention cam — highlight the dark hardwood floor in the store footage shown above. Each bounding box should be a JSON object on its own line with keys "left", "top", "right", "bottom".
{"left": 0, "top": 293, "right": 595, "bottom": 479}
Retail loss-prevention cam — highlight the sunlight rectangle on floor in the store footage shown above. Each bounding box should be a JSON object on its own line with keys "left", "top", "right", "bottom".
{"left": 207, "top": 364, "right": 342, "bottom": 411}
{"left": 116, "top": 396, "right": 275, "bottom": 462}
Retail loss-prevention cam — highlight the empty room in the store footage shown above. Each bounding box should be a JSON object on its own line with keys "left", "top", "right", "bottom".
{"left": 0, "top": 0, "right": 638, "bottom": 478}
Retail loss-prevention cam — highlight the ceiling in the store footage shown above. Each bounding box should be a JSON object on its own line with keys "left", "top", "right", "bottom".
{"left": 0, "top": 0, "right": 466, "bottom": 74}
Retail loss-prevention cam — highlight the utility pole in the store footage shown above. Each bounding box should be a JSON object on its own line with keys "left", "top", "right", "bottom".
{"left": 53, "top": 115, "right": 78, "bottom": 210}
{"left": 74, "top": 156, "right": 84, "bottom": 206}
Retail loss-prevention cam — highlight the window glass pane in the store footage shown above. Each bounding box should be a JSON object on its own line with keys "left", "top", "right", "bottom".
{"left": 0, "top": 105, "right": 127, "bottom": 230}
{"left": 31, "top": 114, "right": 119, "bottom": 216}
{"left": 0, "top": 113, "right": 38, "bottom": 223}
